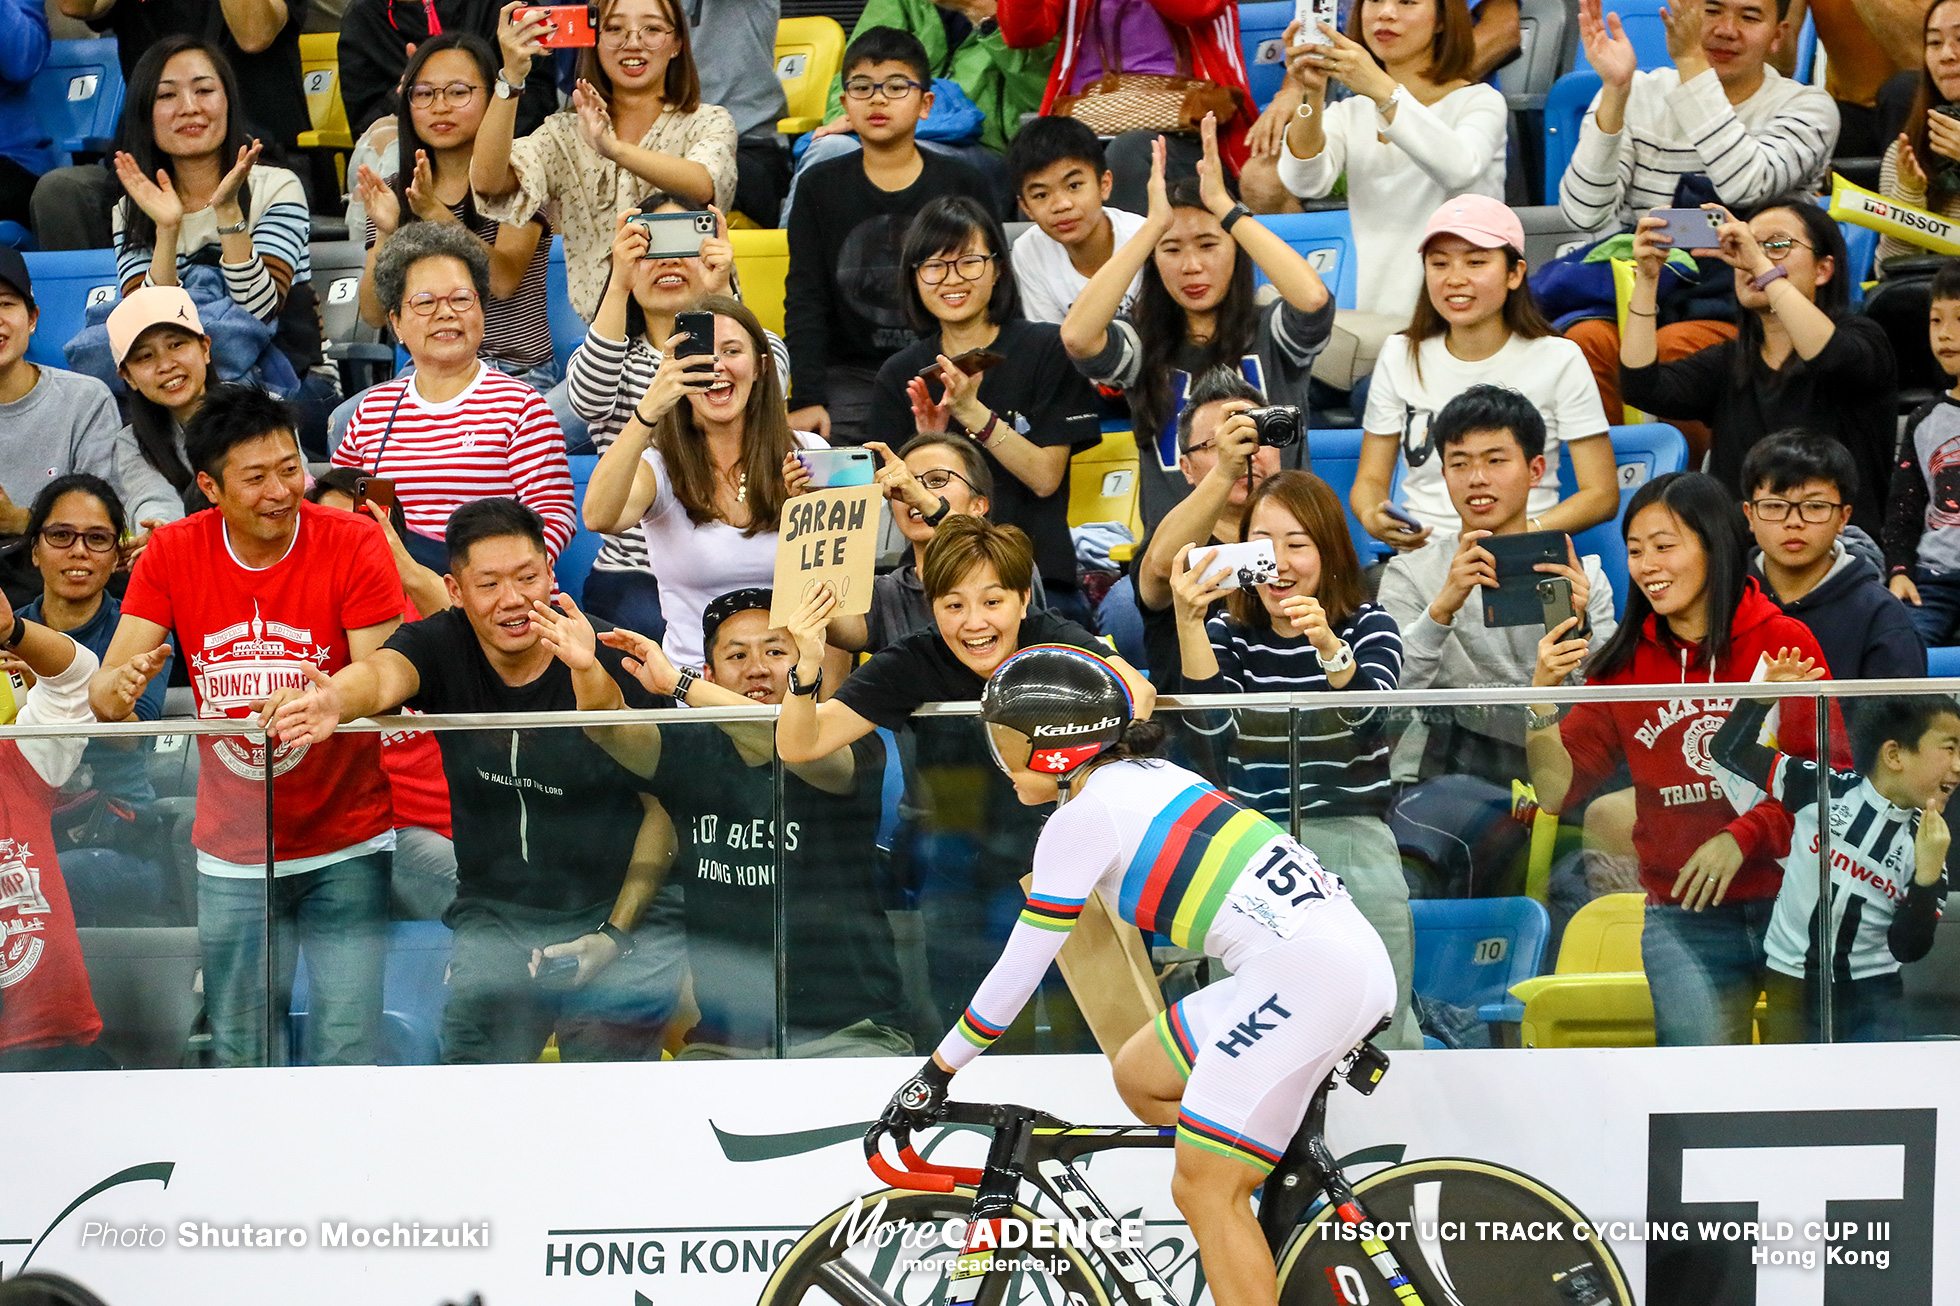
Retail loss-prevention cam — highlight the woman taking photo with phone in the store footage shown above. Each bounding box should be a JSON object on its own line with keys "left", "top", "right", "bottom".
{"left": 1061, "top": 118, "right": 1334, "bottom": 537}
{"left": 566, "top": 198, "right": 787, "bottom": 639}
{"left": 1166, "top": 468, "right": 1416, "bottom": 1048}
{"left": 1877, "top": 0, "right": 1960, "bottom": 268}
{"left": 1350, "top": 194, "right": 1616, "bottom": 553}
{"left": 869, "top": 196, "right": 1103, "bottom": 626}
{"left": 1525, "top": 471, "right": 1836, "bottom": 1046}
{"left": 581, "top": 295, "right": 821, "bottom": 671}
{"left": 1619, "top": 197, "right": 1898, "bottom": 532}
{"left": 474, "top": 0, "right": 737, "bottom": 322}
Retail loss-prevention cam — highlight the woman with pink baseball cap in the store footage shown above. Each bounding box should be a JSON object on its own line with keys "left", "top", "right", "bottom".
{"left": 1350, "top": 194, "right": 1619, "bottom": 553}
{"left": 104, "top": 285, "right": 215, "bottom": 524}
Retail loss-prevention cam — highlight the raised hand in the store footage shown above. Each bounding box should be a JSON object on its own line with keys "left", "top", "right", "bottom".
{"left": 1532, "top": 537, "right": 1593, "bottom": 627}
{"left": 112, "top": 151, "right": 184, "bottom": 230}
{"left": 787, "top": 582, "right": 838, "bottom": 674}
{"left": 531, "top": 594, "right": 597, "bottom": 671}
{"left": 1915, "top": 793, "right": 1951, "bottom": 886}
{"left": 906, "top": 374, "right": 951, "bottom": 433}
{"left": 497, "top": 0, "right": 550, "bottom": 82}
{"left": 867, "top": 440, "right": 940, "bottom": 516}
{"left": 357, "top": 164, "right": 402, "bottom": 237}
{"left": 1196, "top": 114, "right": 1233, "bottom": 220}
{"left": 1896, "top": 135, "right": 1930, "bottom": 192}
{"left": 572, "top": 79, "right": 620, "bottom": 160}
{"left": 98, "top": 644, "right": 171, "bottom": 723}
{"left": 934, "top": 355, "right": 988, "bottom": 430}
{"left": 1660, "top": 0, "right": 1709, "bottom": 78}
{"left": 1577, "top": 0, "right": 1638, "bottom": 89}
{"left": 403, "top": 149, "right": 450, "bottom": 223}
{"left": 1760, "top": 646, "right": 1825, "bottom": 683}
{"left": 120, "top": 518, "right": 168, "bottom": 572}
{"left": 1432, "top": 528, "right": 1496, "bottom": 624}
{"left": 783, "top": 449, "right": 816, "bottom": 498}
{"left": 268, "top": 662, "right": 342, "bottom": 745}
{"left": 598, "top": 625, "right": 682, "bottom": 696}
{"left": 1532, "top": 615, "right": 1589, "bottom": 687}
{"left": 1630, "top": 211, "right": 1673, "bottom": 283}
{"left": 639, "top": 330, "right": 717, "bottom": 423}
{"left": 699, "top": 205, "right": 735, "bottom": 294}
{"left": 1280, "top": 21, "right": 1330, "bottom": 96}
{"left": 1927, "top": 109, "right": 1960, "bottom": 166}
{"left": 1307, "top": 25, "right": 1397, "bottom": 105}
{"left": 1169, "top": 545, "right": 1233, "bottom": 621}
{"left": 1144, "top": 135, "right": 1173, "bottom": 235}
{"left": 1708, "top": 204, "right": 1771, "bottom": 277}
{"left": 611, "top": 207, "right": 650, "bottom": 275}
{"left": 210, "top": 139, "right": 263, "bottom": 215}
{"left": 1279, "top": 593, "right": 1340, "bottom": 659}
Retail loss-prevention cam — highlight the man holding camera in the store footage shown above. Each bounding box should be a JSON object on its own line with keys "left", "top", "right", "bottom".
{"left": 1377, "top": 386, "right": 1616, "bottom": 787}
{"left": 1133, "top": 371, "right": 1288, "bottom": 690}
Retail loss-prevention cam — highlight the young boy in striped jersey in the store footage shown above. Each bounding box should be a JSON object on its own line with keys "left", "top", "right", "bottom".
{"left": 1711, "top": 649, "right": 1956, "bottom": 1042}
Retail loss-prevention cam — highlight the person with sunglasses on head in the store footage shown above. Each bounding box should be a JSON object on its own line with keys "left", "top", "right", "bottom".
{"left": 1620, "top": 196, "right": 1898, "bottom": 535}
{"left": 1351, "top": 195, "right": 1616, "bottom": 555}
{"left": 869, "top": 196, "right": 1103, "bottom": 625}
{"left": 332, "top": 221, "right": 576, "bottom": 574}
{"left": 473, "top": 0, "right": 736, "bottom": 324}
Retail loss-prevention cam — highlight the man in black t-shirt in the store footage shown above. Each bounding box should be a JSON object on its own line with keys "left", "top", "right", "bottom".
{"left": 554, "top": 588, "right": 913, "bottom": 1057}
{"left": 269, "top": 500, "right": 684, "bottom": 1064}
{"left": 39, "top": 0, "right": 312, "bottom": 250}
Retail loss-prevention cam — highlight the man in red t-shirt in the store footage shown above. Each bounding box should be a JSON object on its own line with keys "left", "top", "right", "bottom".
{"left": 0, "top": 610, "right": 162, "bottom": 1071}
{"left": 90, "top": 386, "right": 405, "bottom": 1068}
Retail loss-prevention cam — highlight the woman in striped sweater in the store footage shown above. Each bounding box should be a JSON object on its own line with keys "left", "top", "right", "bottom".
{"left": 565, "top": 198, "right": 791, "bottom": 640}
{"left": 1169, "top": 468, "right": 1416, "bottom": 1047}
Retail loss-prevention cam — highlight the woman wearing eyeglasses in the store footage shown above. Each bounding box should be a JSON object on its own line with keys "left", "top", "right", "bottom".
{"left": 1351, "top": 195, "right": 1615, "bottom": 555}
{"left": 474, "top": 0, "right": 736, "bottom": 322}
{"left": 11, "top": 475, "right": 171, "bottom": 806}
{"left": 868, "top": 197, "right": 1103, "bottom": 626}
{"left": 331, "top": 221, "right": 578, "bottom": 573}
{"left": 1621, "top": 197, "right": 1899, "bottom": 534}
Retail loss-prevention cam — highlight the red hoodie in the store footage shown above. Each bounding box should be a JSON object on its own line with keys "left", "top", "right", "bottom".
{"left": 1560, "top": 580, "right": 1846, "bottom": 905}
{"left": 997, "top": 0, "right": 1253, "bottom": 172}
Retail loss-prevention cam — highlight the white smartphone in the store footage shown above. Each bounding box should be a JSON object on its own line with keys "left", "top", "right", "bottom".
{"left": 627, "top": 209, "right": 717, "bottom": 259}
{"left": 797, "top": 448, "right": 876, "bottom": 489}
{"left": 1293, "top": 0, "right": 1337, "bottom": 46}
{"left": 1192, "top": 539, "right": 1279, "bottom": 590}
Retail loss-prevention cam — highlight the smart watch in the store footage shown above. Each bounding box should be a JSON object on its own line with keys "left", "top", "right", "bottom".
{"left": 597, "top": 921, "right": 635, "bottom": 957}
{"left": 788, "top": 664, "right": 823, "bottom": 697}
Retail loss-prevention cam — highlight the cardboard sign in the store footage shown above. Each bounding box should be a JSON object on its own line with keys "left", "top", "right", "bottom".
{"left": 770, "top": 485, "right": 882, "bottom": 626}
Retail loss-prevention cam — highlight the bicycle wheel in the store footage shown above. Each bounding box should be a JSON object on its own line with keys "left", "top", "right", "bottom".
{"left": 761, "top": 1189, "right": 1116, "bottom": 1306}
{"left": 1274, "top": 1159, "right": 1633, "bottom": 1306}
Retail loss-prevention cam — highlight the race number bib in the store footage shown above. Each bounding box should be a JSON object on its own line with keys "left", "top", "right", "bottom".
{"left": 1224, "top": 838, "right": 1345, "bottom": 939}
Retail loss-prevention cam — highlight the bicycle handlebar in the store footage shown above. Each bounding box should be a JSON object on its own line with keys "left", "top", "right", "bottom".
{"left": 863, "top": 1116, "right": 987, "bottom": 1193}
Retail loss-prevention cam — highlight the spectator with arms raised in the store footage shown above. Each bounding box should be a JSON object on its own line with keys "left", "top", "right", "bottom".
{"left": 333, "top": 221, "right": 576, "bottom": 573}
{"left": 269, "top": 499, "right": 687, "bottom": 1063}
{"left": 90, "top": 385, "right": 401, "bottom": 1068}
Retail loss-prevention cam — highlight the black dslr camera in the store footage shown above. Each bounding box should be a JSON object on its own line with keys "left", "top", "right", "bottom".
{"left": 1243, "top": 404, "right": 1302, "bottom": 448}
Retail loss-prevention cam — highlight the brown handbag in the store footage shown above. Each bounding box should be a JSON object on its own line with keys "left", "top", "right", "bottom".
{"left": 1052, "top": 7, "right": 1239, "bottom": 136}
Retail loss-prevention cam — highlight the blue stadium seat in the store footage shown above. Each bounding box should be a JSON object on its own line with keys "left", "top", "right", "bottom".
{"left": 1257, "top": 209, "right": 1360, "bottom": 311}
{"left": 1793, "top": 12, "right": 1817, "bottom": 84}
{"left": 31, "top": 38, "right": 124, "bottom": 164}
{"left": 0, "top": 222, "right": 34, "bottom": 252}
{"left": 1541, "top": 70, "right": 1603, "bottom": 206}
{"left": 560, "top": 453, "right": 602, "bottom": 604}
{"left": 1302, "top": 427, "right": 1379, "bottom": 561}
{"left": 546, "top": 236, "right": 588, "bottom": 376}
{"left": 1929, "top": 646, "right": 1960, "bottom": 678}
{"left": 1603, "top": 0, "right": 1673, "bottom": 70}
{"left": 21, "top": 247, "right": 120, "bottom": 369}
{"left": 1567, "top": 421, "right": 1690, "bottom": 616}
{"left": 1838, "top": 220, "right": 1877, "bottom": 309}
{"left": 290, "top": 919, "right": 453, "bottom": 1066}
{"left": 1410, "top": 895, "right": 1550, "bottom": 1030}
{"left": 1239, "top": 1, "right": 1294, "bottom": 112}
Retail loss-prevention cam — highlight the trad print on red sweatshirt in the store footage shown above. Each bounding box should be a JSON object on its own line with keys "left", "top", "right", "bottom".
{"left": 1559, "top": 580, "right": 1845, "bottom": 905}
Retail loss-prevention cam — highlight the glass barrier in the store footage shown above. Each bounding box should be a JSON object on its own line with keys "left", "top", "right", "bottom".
{"left": 6, "top": 678, "right": 1957, "bottom": 1074}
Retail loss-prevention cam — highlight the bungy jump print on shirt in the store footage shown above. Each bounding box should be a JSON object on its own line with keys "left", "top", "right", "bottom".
{"left": 0, "top": 838, "right": 51, "bottom": 990}
{"left": 190, "top": 601, "right": 332, "bottom": 780}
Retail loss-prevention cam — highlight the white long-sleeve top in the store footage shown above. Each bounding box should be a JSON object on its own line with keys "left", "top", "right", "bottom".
{"left": 1275, "top": 82, "right": 1507, "bottom": 320}
{"left": 1557, "top": 66, "right": 1839, "bottom": 235}
{"left": 12, "top": 640, "right": 99, "bottom": 790}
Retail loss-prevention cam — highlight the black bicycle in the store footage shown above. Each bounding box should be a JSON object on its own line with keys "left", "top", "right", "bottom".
{"left": 760, "top": 1039, "right": 1630, "bottom": 1306}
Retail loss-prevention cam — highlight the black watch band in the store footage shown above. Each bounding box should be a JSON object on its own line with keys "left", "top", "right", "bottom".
{"left": 789, "top": 664, "right": 823, "bottom": 697}
{"left": 597, "top": 921, "right": 635, "bottom": 956}
{"left": 1219, "top": 203, "right": 1252, "bottom": 234}
{"left": 921, "top": 495, "right": 952, "bottom": 528}
{"left": 3, "top": 617, "right": 26, "bottom": 650}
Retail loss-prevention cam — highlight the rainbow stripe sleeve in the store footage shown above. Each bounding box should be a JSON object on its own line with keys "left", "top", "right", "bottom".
{"left": 1018, "top": 892, "right": 1089, "bottom": 932}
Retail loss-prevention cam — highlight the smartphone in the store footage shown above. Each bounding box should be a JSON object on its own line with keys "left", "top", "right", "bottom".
{"left": 1648, "top": 207, "right": 1722, "bottom": 253}
{"left": 1192, "top": 539, "right": 1278, "bottom": 591}
{"left": 1292, "top": 0, "right": 1337, "bottom": 45}
{"left": 1481, "top": 530, "right": 1568, "bottom": 627}
{"left": 353, "top": 476, "right": 396, "bottom": 513}
{"left": 627, "top": 209, "right": 718, "bottom": 260}
{"left": 535, "top": 953, "right": 581, "bottom": 988}
{"left": 915, "top": 348, "right": 1007, "bottom": 381}
{"left": 514, "top": 4, "right": 596, "bottom": 47}
{"left": 1380, "top": 501, "right": 1424, "bottom": 534}
{"left": 675, "top": 310, "right": 715, "bottom": 359}
{"left": 1537, "top": 576, "right": 1576, "bottom": 635}
{"left": 798, "top": 448, "right": 876, "bottom": 488}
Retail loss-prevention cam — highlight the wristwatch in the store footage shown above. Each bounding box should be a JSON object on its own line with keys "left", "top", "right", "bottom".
{"left": 1751, "top": 264, "right": 1789, "bottom": 291}
{"left": 2, "top": 617, "right": 25, "bottom": 650}
{"left": 921, "top": 495, "right": 952, "bottom": 528}
{"left": 597, "top": 921, "right": 636, "bottom": 957}
{"left": 672, "top": 664, "right": 700, "bottom": 701}
{"left": 788, "top": 664, "right": 823, "bottom": 697}
{"left": 1319, "top": 640, "right": 1355, "bottom": 676}
{"left": 215, "top": 218, "right": 248, "bottom": 235}
{"left": 494, "top": 70, "right": 523, "bottom": 100}
{"left": 1526, "top": 706, "right": 1562, "bottom": 733}
{"left": 1219, "top": 202, "right": 1252, "bottom": 234}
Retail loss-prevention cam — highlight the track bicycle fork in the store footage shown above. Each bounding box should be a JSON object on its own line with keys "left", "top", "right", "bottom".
{"left": 944, "top": 1116, "right": 1035, "bottom": 1306}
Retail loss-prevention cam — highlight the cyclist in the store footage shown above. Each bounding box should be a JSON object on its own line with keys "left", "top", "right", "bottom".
{"left": 882, "top": 644, "right": 1396, "bottom": 1306}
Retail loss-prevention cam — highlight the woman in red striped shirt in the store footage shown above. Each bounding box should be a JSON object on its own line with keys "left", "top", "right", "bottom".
{"left": 333, "top": 221, "right": 578, "bottom": 574}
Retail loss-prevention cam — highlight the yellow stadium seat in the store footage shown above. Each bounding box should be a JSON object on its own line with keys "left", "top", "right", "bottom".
{"left": 1069, "top": 429, "right": 1144, "bottom": 541}
{"left": 1508, "top": 893, "right": 1652, "bottom": 1048}
{"left": 729, "top": 228, "right": 789, "bottom": 340}
{"left": 297, "top": 34, "right": 354, "bottom": 191}
{"left": 774, "top": 16, "right": 846, "bottom": 136}
{"left": 1554, "top": 892, "right": 1647, "bottom": 973}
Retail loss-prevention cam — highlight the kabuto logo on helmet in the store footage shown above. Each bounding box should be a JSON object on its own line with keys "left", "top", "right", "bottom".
{"left": 1031, "top": 717, "right": 1120, "bottom": 737}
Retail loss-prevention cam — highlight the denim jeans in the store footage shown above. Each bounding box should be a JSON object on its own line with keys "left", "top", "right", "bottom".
{"left": 197, "top": 852, "right": 392, "bottom": 1067}
{"left": 391, "top": 825, "right": 458, "bottom": 921}
{"left": 1907, "top": 567, "right": 1960, "bottom": 647}
{"left": 1642, "top": 898, "right": 1775, "bottom": 1046}
{"left": 1761, "top": 967, "right": 1907, "bottom": 1043}
{"left": 580, "top": 567, "right": 667, "bottom": 648}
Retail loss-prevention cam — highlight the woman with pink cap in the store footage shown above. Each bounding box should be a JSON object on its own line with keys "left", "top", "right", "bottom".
{"left": 106, "top": 285, "right": 216, "bottom": 524}
{"left": 1350, "top": 194, "right": 1619, "bottom": 553}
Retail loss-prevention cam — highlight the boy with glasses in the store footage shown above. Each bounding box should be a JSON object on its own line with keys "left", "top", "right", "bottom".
{"left": 783, "top": 26, "right": 993, "bottom": 445}
{"left": 1743, "top": 429, "right": 1923, "bottom": 679}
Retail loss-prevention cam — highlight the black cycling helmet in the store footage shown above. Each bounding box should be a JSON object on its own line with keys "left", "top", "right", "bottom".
{"left": 982, "top": 644, "right": 1135, "bottom": 778}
